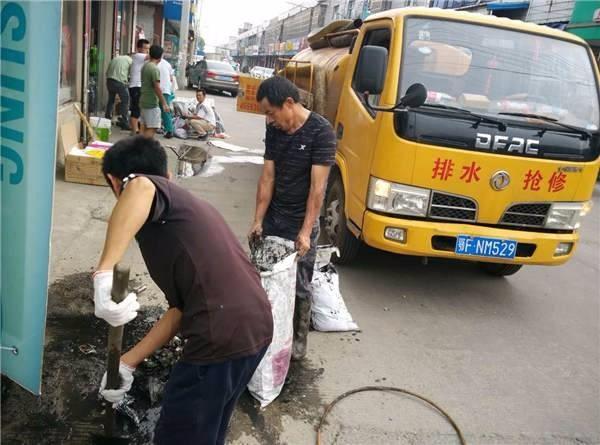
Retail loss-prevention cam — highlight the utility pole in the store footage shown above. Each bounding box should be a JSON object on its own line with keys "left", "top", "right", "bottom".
{"left": 177, "top": 0, "right": 191, "bottom": 89}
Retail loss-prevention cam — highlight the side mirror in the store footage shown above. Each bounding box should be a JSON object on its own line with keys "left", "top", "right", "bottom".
{"left": 355, "top": 45, "right": 388, "bottom": 95}
{"left": 400, "top": 83, "right": 427, "bottom": 108}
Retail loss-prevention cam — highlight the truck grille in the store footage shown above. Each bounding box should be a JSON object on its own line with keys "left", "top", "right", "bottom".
{"left": 500, "top": 203, "right": 551, "bottom": 228}
{"left": 429, "top": 192, "right": 477, "bottom": 222}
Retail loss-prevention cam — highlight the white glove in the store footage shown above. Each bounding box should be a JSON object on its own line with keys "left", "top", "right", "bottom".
{"left": 93, "top": 270, "right": 140, "bottom": 327}
{"left": 99, "top": 361, "right": 135, "bottom": 405}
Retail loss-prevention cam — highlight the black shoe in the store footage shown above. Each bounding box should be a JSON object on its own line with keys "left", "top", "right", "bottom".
{"left": 164, "top": 132, "right": 173, "bottom": 139}
{"left": 197, "top": 133, "right": 208, "bottom": 141}
{"left": 117, "top": 119, "right": 130, "bottom": 130}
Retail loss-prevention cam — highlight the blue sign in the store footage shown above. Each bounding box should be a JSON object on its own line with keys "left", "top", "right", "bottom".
{"left": 1, "top": 0, "right": 60, "bottom": 394}
{"left": 164, "top": 0, "right": 183, "bottom": 21}
{"left": 164, "top": 0, "right": 194, "bottom": 24}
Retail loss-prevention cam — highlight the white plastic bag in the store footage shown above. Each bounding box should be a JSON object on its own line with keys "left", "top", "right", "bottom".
{"left": 248, "top": 236, "right": 297, "bottom": 407}
{"left": 89, "top": 117, "right": 111, "bottom": 129}
{"left": 174, "top": 127, "right": 188, "bottom": 139}
{"left": 311, "top": 246, "right": 359, "bottom": 332}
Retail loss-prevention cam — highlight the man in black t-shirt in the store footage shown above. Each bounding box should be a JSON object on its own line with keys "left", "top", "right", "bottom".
{"left": 249, "top": 76, "right": 336, "bottom": 360}
{"left": 93, "top": 136, "right": 273, "bottom": 445}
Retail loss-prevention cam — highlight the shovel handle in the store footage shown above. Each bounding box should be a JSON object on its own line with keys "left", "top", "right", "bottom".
{"left": 106, "top": 263, "right": 130, "bottom": 389}
{"left": 73, "top": 103, "right": 98, "bottom": 142}
{"left": 104, "top": 263, "right": 130, "bottom": 437}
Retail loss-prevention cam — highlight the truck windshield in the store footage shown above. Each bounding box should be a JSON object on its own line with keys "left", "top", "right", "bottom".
{"left": 399, "top": 18, "right": 599, "bottom": 132}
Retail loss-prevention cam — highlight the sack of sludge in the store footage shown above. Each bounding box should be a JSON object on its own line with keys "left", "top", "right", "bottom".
{"left": 248, "top": 236, "right": 297, "bottom": 407}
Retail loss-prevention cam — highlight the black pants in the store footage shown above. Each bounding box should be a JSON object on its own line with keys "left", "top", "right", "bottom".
{"left": 105, "top": 78, "right": 129, "bottom": 122}
{"left": 153, "top": 346, "right": 267, "bottom": 445}
{"left": 262, "top": 212, "right": 319, "bottom": 302}
{"left": 129, "top": 86, "right": 141, "bottom": 118}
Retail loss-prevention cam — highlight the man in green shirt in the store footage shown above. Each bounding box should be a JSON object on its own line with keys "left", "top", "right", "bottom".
{"left": 140, "top": 45, "right": 170, "bottom": 138}
{"left": 105, "top": 54, "right": 132, "bottom": 130}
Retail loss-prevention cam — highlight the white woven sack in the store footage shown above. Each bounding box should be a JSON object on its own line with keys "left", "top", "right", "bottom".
{"left": 248, "top": 237, "right": 297, "bottom": 407}
{"left": 311, "top": 247, "right": 359, "bottom": 332}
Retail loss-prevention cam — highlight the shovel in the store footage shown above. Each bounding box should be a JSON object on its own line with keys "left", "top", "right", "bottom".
{"left": 92, "top": 263, "right": 131, "bottom": 444}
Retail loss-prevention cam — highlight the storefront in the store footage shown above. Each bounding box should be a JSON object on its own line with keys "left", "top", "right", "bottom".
{"left": 57, "top": 0, "right": 136, "bottom": 164}
{"left": 136, "top": 1, "right": 164, "bottom": 45}
{"left": 59, "top": 0, "right": 84, "bottom": 107}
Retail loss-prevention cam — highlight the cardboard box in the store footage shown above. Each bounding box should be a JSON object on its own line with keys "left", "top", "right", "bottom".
{"left": 65, "top": 147, "right": 108, "bottom": 186}
{"left": 60, "top": 121, "right": 109, "bottom": 186}
{"left": 236, "top": 75, "right": 263, "bottom": 115}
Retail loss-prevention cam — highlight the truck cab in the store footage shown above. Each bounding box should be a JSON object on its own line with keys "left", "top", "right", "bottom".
{"left": 321, "top": 8, "right": 599, "bottom": 275}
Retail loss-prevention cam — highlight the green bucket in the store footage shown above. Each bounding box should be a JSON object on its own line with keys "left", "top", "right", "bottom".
{"left": 90, "top": 117, "right": 112, "bottom": 142}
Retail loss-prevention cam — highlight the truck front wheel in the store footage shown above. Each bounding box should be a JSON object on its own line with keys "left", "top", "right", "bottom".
{"left": 323, "top": 174, "right": 360, "bottom": 264}
{"left": 479, "top": 262, "right": 523, "bottom": 277}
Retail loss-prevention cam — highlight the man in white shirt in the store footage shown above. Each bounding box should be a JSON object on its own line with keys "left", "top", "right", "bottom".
{"left": 158, "top": 58, "right": 175, "bottom": 138}
{"left": 129, "top": 39, "right": 150, "bottom": 134}
{"left": 186, "top": 88, "right": 216, "bottom": 139}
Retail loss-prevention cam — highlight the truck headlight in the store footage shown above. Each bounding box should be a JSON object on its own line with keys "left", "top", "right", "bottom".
{"left": 545, "top": 201, "right": 592, "bottom": 230}
{"left": 368, "top": 178, "right": 431, "bottom": 217}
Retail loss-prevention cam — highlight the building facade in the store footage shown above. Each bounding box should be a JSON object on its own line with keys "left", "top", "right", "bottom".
{"left": 228, "top": 0, "right": 598, "bottom": 71}
{"left": 57, "top": 0, "right": 198, "bottom": 165}
{"left": 231, "top": 1, "right": 329, "bottom": 70}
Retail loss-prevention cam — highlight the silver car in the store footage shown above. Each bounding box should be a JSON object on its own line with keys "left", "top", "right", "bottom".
{"left": 188, "top": 60, "right": 240, "bottom": 97}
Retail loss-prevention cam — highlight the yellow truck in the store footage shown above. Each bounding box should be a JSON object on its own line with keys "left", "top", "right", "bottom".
{"left": 246, "top": 7, "right": 600, "bottom": 276}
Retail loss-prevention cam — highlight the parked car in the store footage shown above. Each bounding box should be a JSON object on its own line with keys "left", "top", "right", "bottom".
{"left": 250, "top": 66, "right": 275, "bottom": 80}
{"left": 187, "top": 60, "right": 240, "bottom": 97}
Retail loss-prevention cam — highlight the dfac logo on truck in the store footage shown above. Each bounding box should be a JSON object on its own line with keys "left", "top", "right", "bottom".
{"left": 475, "top": 133, "right": 540, "bottom": 155}
{"left": 490, "top": 170, "right": 511, "bottom": 191}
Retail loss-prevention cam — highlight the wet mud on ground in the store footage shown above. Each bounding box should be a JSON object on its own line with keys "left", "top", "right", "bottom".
{"left": 228, "top": 361, "right": 324, "bottom": 444}
{"left": 1, "top": 273, "right": 325, "bottom": 444}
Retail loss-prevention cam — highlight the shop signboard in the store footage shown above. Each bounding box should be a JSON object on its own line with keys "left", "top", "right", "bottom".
{"left": 164, "top": 0, "right": 183, "bottom": 21}
{"left": 236, "top": 75, "right": 263, "bottom": 115}
{"left": 566, "top": 0, "right": 600, "bottom": 43}
{"left": 1, "top": 0, "right": 61, "bottom": 394}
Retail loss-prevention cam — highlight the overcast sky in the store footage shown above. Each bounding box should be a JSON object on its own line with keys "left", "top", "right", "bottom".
{"left": 200, "top": 0, "right": 316, "bottom": 47}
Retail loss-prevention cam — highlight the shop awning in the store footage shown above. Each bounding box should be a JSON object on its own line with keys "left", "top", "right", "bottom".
{"left": 486, "top": 1, "right": 529, "bottom": 11}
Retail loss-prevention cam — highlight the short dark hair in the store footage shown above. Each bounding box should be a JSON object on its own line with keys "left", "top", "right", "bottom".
{"left": 102, "top": 136, "right": 168, "bottom": 183}
{"left": 137, "top": 38, "right": 149, "bottom": 49}
{"left": 196, "top": 88, "right": 207, "bottom": 96}
{"left": 256, "top": 76, "right": 299, "bottom": 107}
{"left": 149, "top": 45, "right": 163, "bottom": 60}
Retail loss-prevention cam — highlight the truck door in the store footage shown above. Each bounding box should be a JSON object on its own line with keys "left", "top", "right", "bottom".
{"left": 336, "top": 21, "right": 394, "bottom": 229}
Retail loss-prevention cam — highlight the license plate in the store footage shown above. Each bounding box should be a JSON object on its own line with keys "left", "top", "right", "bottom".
{"left": 216, "top": 75, "right": 230, "bottom": 81}
{"left": 455, "top": 235, "right": 517, "bottom": 259}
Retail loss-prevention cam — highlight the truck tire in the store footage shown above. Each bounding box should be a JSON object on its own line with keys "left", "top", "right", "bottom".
{"left": 479, "top": 262, "right": 523, "bottom": 277}
{"left": 323, "top": 173, "right": 360, "bottom": 264}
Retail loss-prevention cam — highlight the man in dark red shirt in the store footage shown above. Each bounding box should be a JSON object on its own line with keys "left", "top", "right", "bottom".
{"left": 93, "top": 136, "right": 273, "bottom": 445}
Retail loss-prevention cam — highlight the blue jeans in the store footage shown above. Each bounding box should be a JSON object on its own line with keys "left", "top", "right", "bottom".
{"left": 153, "top": 346, "right": 268, "bottom": 445}
{"left": 161, "top": 93, "right": 174, "bottom": 133}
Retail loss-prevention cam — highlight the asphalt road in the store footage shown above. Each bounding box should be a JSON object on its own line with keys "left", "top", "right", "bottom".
{"left": 46, "top": 89, "right": 599, "bottom": 445}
